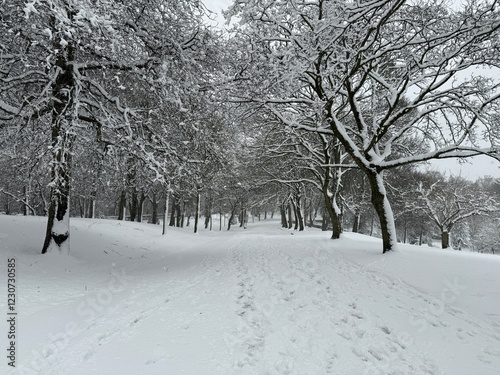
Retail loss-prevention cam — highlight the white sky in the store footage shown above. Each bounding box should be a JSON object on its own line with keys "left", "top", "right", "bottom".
{"left": 204, "top": 0, "right": 231, "bottom": 28}
{"left": 203, "top": 0, "right": 500, "bottom": 181}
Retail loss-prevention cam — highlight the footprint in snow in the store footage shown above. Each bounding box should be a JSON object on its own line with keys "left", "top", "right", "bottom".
{"left": 380, "top": 326, "right": 391, "bottom": 335}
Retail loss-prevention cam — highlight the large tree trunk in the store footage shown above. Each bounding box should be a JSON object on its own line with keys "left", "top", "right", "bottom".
{"left": 41, "top": 134, "right": 72, "bottom": 254}
{"left": 41, "top": 33, "right": 75, "bottom": 255}
{"left": 441, "top": 231, "right": 450, "bottom": 249}
{"left": 322, "top": 188, "right": 342, "bottom": 239}
{"left": 366, "top": 170, "right": 397, "bottom": 253}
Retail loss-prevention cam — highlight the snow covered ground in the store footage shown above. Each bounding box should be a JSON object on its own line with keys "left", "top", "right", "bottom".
{"left": 1, "top": 215, "right": 499, "bottom": 375}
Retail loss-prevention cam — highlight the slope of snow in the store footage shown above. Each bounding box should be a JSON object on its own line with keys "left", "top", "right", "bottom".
{"left": 1, "top": 215, "right": 499, "bottom": 375}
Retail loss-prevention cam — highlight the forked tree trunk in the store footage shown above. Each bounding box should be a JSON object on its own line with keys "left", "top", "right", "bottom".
{"left": 366, "top": 170, "right": 397, "bottom": 253}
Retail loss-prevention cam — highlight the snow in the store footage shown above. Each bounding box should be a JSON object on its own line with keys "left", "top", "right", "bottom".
{"left": 1, "top": 215, "right": 500, "bottom": 375}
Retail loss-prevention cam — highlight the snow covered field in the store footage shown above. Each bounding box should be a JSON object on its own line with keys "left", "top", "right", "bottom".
{"left": 1, "top": 215, "right": 500, "bottom": 375}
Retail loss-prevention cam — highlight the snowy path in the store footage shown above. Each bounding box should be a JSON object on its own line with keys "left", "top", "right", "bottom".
{"left": 1, "top": 217, "right": 500, "bottom": 375}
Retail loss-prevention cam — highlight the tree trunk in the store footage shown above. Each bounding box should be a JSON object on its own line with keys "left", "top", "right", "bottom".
{"left": 129, "top": 189, "right": 138, "bottom": 222}
{"left": 194, "top": 192, "right": 200, "bottom": 233}
{"left": 280, "top": 204, "right": 288, "bottom": 228}
{"left": 321, "top": 206, "right": 328, "bottom": 231}
{"left": 204, "top": 194, "right": 211, "bottom": 229}
{"left": 352, "top": 208, "right": 360, "bottom": 233}
{"left": 78, "top": 197, "right": 84, "bottom": 218}
{"left": 292, "top": 202, "right": 299, "bottom": 230}
{"left": 137, "top": 191, "right": 146, "bottom": 222}
{"left": 403, "top": 219, "right": 407, "bottom": 244}
{"left": 366, "top": 170, "right": 397, "bottom": 253}
{"left": 295, "top": 195, "right": 305, "bottom": 231}
{"left": 239, "top": 201, "right": 245, "bottom": 227}
{"left": 322, "top": 189, "right": 342, "bottom": 239}
{"left": 41, "top": 34, "right": 75, "bottom": 255}
{"left": 118, "top": 190, "right": 126, "bottom": 220}
{"left": 287, "top": 203, "right": 293, "bottom": 229}
{"left": 228, "top": 209, "right": 235, "bottom": 230}
{"left": 441, "top": 231, "right": 450, "bottom": 249}
{"left": 162, "top": 186, "right": 170, "bottom": 235}
{"left": 169, "top": 195, "right": 176, "bottom": 226}
{"left": 22, "top": 185, "right": 29, "bottom": 216}
{"left": 151, "top": 191, "right": 158, "bottom": 224}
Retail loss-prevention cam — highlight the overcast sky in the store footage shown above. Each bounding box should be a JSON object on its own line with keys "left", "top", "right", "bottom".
{"left": 203, "top": 0, "right": 500, "bottom": 181}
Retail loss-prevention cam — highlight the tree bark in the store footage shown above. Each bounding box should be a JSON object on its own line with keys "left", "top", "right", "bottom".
{"left": 194, "top": 192, "right": 200, "bottom": 233}
{"left": 352, "top": 208, "right": 360, "bottom": 233}
{"left": 162, "top": 186, "right": 170, "bottom": 235}
{"left": 280, "top": 204, "right": 288, "bottom": 228}
{"left": 228, "top": 208, "right": 236, "bottom": 230}
{"left": 441, "top": 231, "right": 450, "bottom": 249}
{"left": 322, "top": 189, "right": 342, "bottom": 239}
{"left": 169, "top": 195, "right": 176, "bottom": 226}
{"left": 118, "top": 190, "right": 126, "bottom": 220}
{"left": 366, "top": 170, "right": 397, "bottom": 253}
{"left": 151, "top": 191, "right": 158, "bottom": 224}
{"left": 129, "top": 189, "right": 138, "bottom": 222}
{"left": 41, "top": 29, "right": 75, "bottom": 254}
{"left": 292, "top": 202, "right": 299, "bottom": 230}
{"left": 137, "top": 190, "right": 146, "bottom": 222}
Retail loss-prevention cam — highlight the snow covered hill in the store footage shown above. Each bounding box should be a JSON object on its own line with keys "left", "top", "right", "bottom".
{"left": 1, "top": 215, "right": 499, "bottom": 375}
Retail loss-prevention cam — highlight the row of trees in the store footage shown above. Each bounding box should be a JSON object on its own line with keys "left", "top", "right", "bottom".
{"left": 1, "top": 0, "right": 500, "bottom": 255}
{"left": 223, "top": 0, "right": 500, "bottom": 252}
